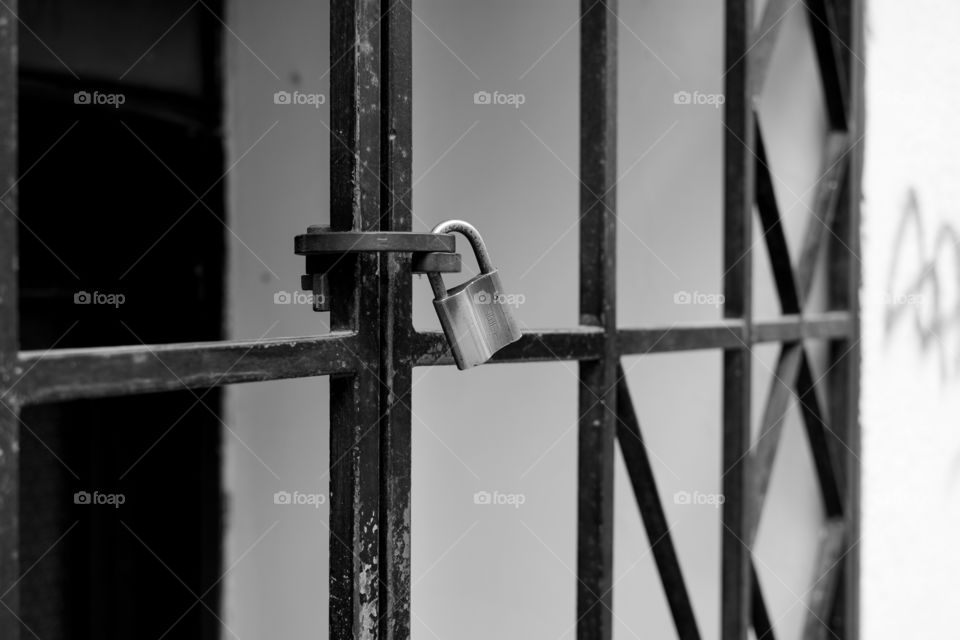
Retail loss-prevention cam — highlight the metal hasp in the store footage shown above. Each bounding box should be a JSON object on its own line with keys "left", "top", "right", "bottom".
{"left": 294, "top": 227, "right": 462, "bottom": 311}
{"left": 427, "top": 220, "right": 522, "bottom": 370}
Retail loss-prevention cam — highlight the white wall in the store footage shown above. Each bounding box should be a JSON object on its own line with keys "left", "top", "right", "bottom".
{"left": 862, "top": 1, "right": 960, "bottom": 636}
{"left": 222, "top": 2, "right": 826, "bottom": 638}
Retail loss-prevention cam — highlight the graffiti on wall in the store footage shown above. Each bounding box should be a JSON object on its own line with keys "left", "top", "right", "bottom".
{"left": 884, "top": 188, "right": 960, "bottom": 380}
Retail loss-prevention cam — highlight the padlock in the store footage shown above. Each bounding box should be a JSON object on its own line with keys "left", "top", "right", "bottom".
{"left": 428, "top": 220, "right": 522, "bottom": 370}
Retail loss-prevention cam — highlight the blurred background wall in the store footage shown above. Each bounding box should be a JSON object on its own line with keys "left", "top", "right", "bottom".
{"left": 221, "top": 1, "right": 854, "bottom": 638}
{"left": 862, "top": 0, "right": 960, "bottom": 636}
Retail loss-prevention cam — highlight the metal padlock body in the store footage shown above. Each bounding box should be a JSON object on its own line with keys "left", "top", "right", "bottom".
{"left": 429, "top": 221, "right": 522, "bottom": 370}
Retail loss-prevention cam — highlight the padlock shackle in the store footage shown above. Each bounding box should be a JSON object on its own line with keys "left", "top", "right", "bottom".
{"left": 428, "top": 220, "right": 496, "bottom": 299}
{"left": 430, "top": 220, "right": 495, "bottom": 274}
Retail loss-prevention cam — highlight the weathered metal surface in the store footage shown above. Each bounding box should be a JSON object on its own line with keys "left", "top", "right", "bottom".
{"left": 0, "top": 2, "right": 18, "bottom": 636}
{"left": 578, "top": 1, "right": 618, "bottom": 638}
{"left": 615, "top": 366, "right": 701, "bottom": 640}
{"left": 13, "top": 334, "right": 361, "bottom": 405}
{"left": 0, "top": 0, "right": 864, "bottom": 636}
{"left": 10, "top": 315, "right": 852, "bottom": 408}
{"left": 379, "top": 3, "right": 414, "bottom": 638}
{"left": 328, "top": 0, "right": 383, "bottom": 637}
{"left": 295, "top": 230, "right": 455, "bottom": 255}
{"left": 722, "top": 1, "right": 755, "bottom": 638}
{"left": 410, "top": 251, "right": 460, "bottom": 274}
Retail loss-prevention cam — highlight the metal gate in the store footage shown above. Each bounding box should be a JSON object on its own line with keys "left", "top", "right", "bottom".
{"left": 0, "top": 0, "right": 862, "bottom": 638}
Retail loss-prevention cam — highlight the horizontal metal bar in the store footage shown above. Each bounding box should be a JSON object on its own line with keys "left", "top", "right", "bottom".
{"left": 295, "top": 230, "right": 455, "bottom": 254}
{"left": 618, "top": 320, "right": 746, "bottom": 354}
{"left": 10, "top": 313, "right": 855, "bottom": 406}
{"left": 410, "top": 328, "right": 606, "bottom": 366}
{"left": 753, "top": 312, "right": 853, "bottom": 342}
{"left": 13, "top": 332, "right": 361, "bottom": 406}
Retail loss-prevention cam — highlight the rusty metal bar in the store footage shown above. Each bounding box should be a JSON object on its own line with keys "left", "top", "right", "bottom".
{"left": 328, "top": 0, "right": 384, "bottom": 636}
{"left": 578, "top": 0, "right": 618, "bottom": 637}
{"left": 378, "top": 2, "right": 413, "bottom": 638}
{"left": 13, "top": 333, "right": 362, "bottom": 406}
{"left": 10, "top": 314, "right": 853, "bottom": 406}
{"left": 722, "top": 0, "right": 755, "bottom": 637}
{"left": 0, "top": 1, "right": 18, "bottom": 636}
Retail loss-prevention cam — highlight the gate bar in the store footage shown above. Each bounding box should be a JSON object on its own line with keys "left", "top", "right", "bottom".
{"left": 721, "top": 1, "right": 756, "bottom": 638}
{"left": 0, "top": 1, "right": 18, "bottom": 637}
{"left": 328, "top": 0, "right": 384, "bottom": 636}
{"left": 577, "top": 1, "right": 618, "bottom": 638}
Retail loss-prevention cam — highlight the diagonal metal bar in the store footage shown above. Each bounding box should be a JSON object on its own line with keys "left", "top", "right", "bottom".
{"left": 749, "top": 0, "right": 798, "bottom": 100}
{"left": 796, "top": 354, "right": 844, "bottom": 517}
{"left": 795, "top": 130, "right": 850, "bottom": 305}
{"left": 803, "top": 0, "right": 848, "bottom": 129}
{"left": 614, "top": 365, "right": 702, "bottom": 640}
{"left": 748, "top": 342, "right": 804, "bottom": 544}
{"left": 755, "top": 124, "right": 801, "bottom": 315}
{"left": 751, "top": 565, "right": 777, "bottom": 640}
{"left": 801, "top": 518, "right": 846, "bottom": 640}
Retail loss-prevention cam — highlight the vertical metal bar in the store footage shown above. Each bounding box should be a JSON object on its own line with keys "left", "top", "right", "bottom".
{"left": 379, "top": 2, "right": 413, "bottom": 639}
{"left": 578, "top": 1, "right": 617, "bottom": 638}
{"left": 328, "top": 0, "right": 383, "bottom": 637}
{"left": 722, "top": 1, "right": 755, "bottom": 638}
{"left": 827, "top": 1, "right": 862, "bottom": 637}
{"left": 0, "top": 2, "right": 18, "bottom": 637}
